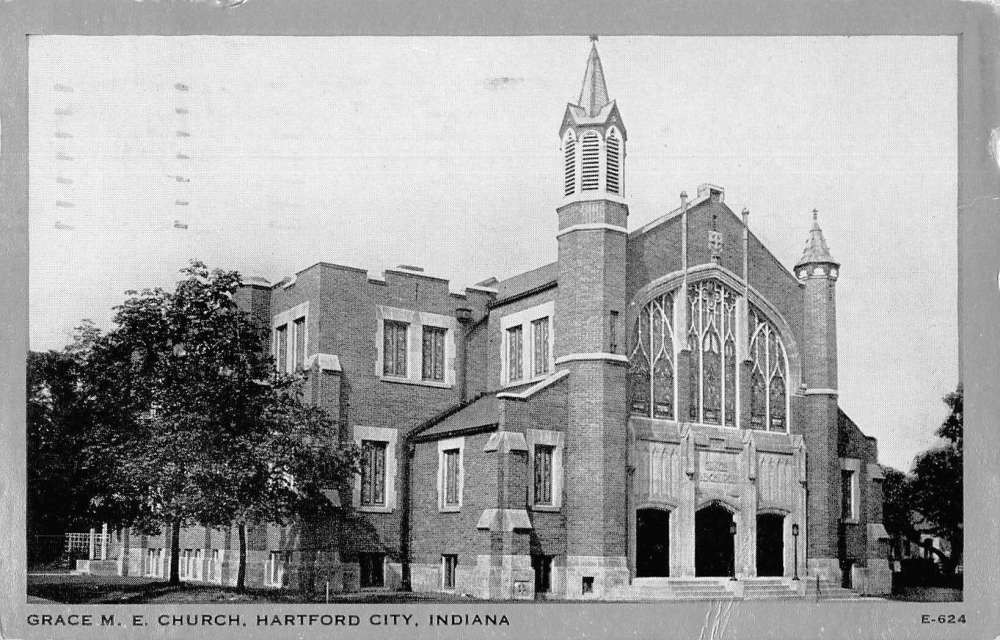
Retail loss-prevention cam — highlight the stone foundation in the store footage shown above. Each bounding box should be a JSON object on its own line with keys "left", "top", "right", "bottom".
{"left": 562, "top": 556, "right": 629, "bottom": 600}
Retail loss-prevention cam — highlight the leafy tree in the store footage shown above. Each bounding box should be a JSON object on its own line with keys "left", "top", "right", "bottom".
{"left": 905, "top": 384, "right": 963, "bottom": 574}
{"left": 81, "top": 261, "right": 356, "bottom": 587}
{"left": 26, "top": 321, "right": 102, "bottom": 545}
{"left": 879, "top": 466, "right": 916, "bottom": 558}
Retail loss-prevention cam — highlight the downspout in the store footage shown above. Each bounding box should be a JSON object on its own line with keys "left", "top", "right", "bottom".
{"left": 399, "top": 439, "right": 414, "bottom": 591}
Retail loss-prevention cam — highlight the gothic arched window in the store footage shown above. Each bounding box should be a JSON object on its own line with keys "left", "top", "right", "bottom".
{"left": 748, "top": 309, "right": 790, "bottom": 432}
{"left": 629, "top": 291, "right": 675, "bottom": 419}
{"left": 563, "top": 131, "right": 576, "bottom": 196}
{"left": 606, "top": 129, "right": 621, "bottom": 195}
{"left": 687, "top": 280, "right": 738, "bottom": 425}
{"left": 627, "top": 279, "right": 793, "bottom": 433}
{"left": 580, "top": 131, "right": 601, "bottom": 191}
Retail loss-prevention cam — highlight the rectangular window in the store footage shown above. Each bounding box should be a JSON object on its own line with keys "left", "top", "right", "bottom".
{"left": 361, "top": 440, "right": 387, "bottom": 506}
{"left": 444, "top": 449, "right": 460, "bottom": 506}
{"left": 145, "top": 548, "right": 162, "bottom": 577}
{"left": 293, "top": 317, "right": 306, "bottom": 370}
{"left": 210, "top": 549, "right": 222, "bottom": 583}
{"left": 275, "top": 324, "right": 288, "bottom": 372}
{"left": 609, "top": 310, "right": 619, "bottom": 354}
{"left": 532, "top": 318, "right": 550, "bottom": 376}
{"left": 383, "top": 320, "right": 408, "bottom": 377}
{"left": 442, "top": 554, "right": 458, "bottom": 590}
{"left": 179, "top": 549, "right": 192, "bottom": 579}
{"left": 508, "top": 326, "right": 523, "bottom": 382}
{"left": 193, "top": 549, "right": 203, "bottom": 580}
{"left": 841, "top": 470, "right": 855, "bottom": 521}
{"left": 268, "top": 551, "right": 290, "bottom": 587}
{"left": 534, "top": 445, "right": 554, "bottom": 505}
{"left": 422, "top": 326, "right": 446, "bottom": 381}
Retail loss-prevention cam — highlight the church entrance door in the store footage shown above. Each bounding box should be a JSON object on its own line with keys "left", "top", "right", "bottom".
{"left": 756, "top": 513, "right": 784, "bottom": 577}
{"left": 635, "top": 508, "right": 669, "bottom": 577}
{"left": 695, "top": 504, "right": 735, "bottom": 577}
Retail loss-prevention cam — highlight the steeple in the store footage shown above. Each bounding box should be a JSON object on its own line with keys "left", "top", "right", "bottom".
{"left": 559, "top": 37, "right": 627, "bottom": 200}
{"left": 795, "top": 209, "right": 839, "bottom": 276}
{"left": 578, "top": 37, "right": 610, "bottom": 116}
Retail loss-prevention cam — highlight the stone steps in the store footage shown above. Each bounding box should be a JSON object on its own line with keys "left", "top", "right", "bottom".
{"left": 617, "top": 577, "right": 865, "bottom": 602}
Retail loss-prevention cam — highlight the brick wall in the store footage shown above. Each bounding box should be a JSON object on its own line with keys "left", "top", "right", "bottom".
{"left": 408, "top": 431, "right": 496, "bottom": 564}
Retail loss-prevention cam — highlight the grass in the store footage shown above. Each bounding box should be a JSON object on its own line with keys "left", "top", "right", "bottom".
{"left": 889, "top": 586, "right": 963, "bottom": 602}
{"left": 27, "top": 573, "right": 474, "bottom": 604}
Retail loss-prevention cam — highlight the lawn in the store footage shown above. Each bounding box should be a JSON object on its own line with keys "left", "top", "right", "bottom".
{"left": 27, "top": 573, "right": 472, "bottom": 605}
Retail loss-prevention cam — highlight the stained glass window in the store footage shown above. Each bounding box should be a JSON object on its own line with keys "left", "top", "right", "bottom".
{"left": 749, "top": 308, "right": 790, "bottom": 432}
{"left": 444, "top": 449, "right": 460, "bottom": 506}
{"left": 383, "top": 320, "right": 408, "bottom": 377}
{"left": 629, "top": 291, "right": 674, "bottom": 419}
{"left": 422, "top": 326, "right": 446, "bottom": 381}
{"left": 627, "top": 279, "right": 791, "bottom": 432}
{"left": 687, "top": 280, "right": 738, "bottom": 425}
{"left": 532, "top": 318, "right": 550, "bottom": 376}
{"left": 361, "top": 440, "right": 387, "bottom": 506}
{"left": 508, "top": 326, "right": 523, "bottom": 382}
{"left": 534, "top": 445, "right": 554, "bottom": 505}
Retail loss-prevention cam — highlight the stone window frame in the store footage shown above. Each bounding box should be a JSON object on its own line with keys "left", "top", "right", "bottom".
{"left": 437, "top": 437, "right": 465, "bottom": 513}
{"left": 527, "top": 429, "right": 565, "bottom": 511}
{"left": 500, "top": 301, "right": 555, "bottom": 388}
{"left": 375, "top": 306, "right": 458, "bottom": 389}
{"left": 272, "top": 301, "right": 309, "bottom": 373}
{"left": 352, "top": 426, "right": 398, "bottom": 513}
{"left": 840, "top": 457, "right": 862, "bottom": 524}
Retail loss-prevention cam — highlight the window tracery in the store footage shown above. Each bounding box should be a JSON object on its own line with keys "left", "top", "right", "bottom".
{"left": 628, "top": 278, "right": 791, "bottom": 432}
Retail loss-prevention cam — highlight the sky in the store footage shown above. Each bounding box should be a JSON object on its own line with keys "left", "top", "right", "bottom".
{"left": 27, "top": 35, "right": 957, "bottom": 471}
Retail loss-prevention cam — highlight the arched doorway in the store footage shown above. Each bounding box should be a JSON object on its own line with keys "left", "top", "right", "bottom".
{"left": 695, "top": 504, "right": 735, "bottom": 577}
{"left": 635, "top": 508, "right": 670, "bottom": 577}
{"left": 756, "top": 513, "right": 784, "bottom": 577}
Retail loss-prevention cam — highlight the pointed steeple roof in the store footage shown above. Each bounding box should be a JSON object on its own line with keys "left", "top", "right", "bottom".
{"left": 578, "top": 39, "right": 610, "bottom": 117}
{"left": 795, "top": 209, "right": 839, "bottom": 268}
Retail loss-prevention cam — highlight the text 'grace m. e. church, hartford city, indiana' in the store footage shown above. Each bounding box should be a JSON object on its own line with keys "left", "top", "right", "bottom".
{"left": 96, "top": 40, "right": 892, "bottom": 601}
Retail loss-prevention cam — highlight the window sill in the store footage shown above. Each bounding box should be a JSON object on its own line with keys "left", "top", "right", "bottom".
{"left": 357, "top": 505, "right": 395, "bottom": 514}
{"left": 530, "top": 504, "right": 561, "bottom": 513}
{"left": 380, "top": 375, "right": 453, "bottom": 389}
{"left": 502, "top": 372, "right": 553, "bottom": 389}
{"left": 438, "top": 505, "right": 461, "bottom": 513}
{"left": 841, "top": 518, "right": 860, "bottom": 525}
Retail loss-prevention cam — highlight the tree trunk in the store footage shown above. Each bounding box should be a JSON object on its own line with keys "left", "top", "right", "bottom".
{"left": 237, "top": 521, "right": 247, "bottom": 591}
{"left": 168, "top": 519, "right": 181, "bottom": 585}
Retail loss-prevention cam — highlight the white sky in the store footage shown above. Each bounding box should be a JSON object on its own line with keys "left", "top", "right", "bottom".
{"left": 27, "top": 36, "right": 957, "bottom": 471}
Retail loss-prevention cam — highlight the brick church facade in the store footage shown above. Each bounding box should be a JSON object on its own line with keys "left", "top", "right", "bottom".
{"left": 108, "top": 42, "right": 891, "bottom": 599}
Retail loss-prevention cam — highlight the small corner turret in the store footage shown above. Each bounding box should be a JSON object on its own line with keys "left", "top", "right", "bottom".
{"left": 795, "top": 209, "right": 840, "bottom": 281}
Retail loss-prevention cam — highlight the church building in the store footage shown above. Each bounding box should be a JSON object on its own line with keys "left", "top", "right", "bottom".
{"left": 111, "top": 41, "right": 892, "bottom": 600}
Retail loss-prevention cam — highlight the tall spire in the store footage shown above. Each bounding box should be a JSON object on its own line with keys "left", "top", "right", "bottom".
{"left": 795, "top": 208, "right": 838, "bottom": 268}
{"left": 578, "top": 37, "right": 610, "bottom": 117}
